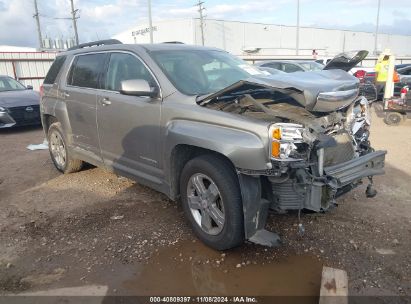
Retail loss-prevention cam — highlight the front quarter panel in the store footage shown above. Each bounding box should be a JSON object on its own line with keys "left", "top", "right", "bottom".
{"left": 165, "top": 119, "right": 269, "bottom": 170}
{"left": 162, "top": 98, "right": 271, "bottom": 172}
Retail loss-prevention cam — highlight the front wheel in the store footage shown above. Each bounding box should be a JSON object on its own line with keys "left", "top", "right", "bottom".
{"left": 180, "top": 154, "right": 244, "bottom": 250}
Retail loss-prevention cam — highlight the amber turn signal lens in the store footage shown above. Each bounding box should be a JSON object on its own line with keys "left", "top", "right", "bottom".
{"left": 271, "top": 141, "right": 280, "bottom": 158}
{"left": 272, "top": 127, "right": 281, "bottom": 140}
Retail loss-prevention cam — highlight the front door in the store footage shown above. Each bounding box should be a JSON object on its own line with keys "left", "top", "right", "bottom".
{"left": 96, "top": 52, "right": 163, "bottom": 185}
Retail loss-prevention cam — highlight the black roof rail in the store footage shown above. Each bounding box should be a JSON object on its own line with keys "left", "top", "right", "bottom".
{"left": 67, "top": 39, "right": 122, "bottom": 51}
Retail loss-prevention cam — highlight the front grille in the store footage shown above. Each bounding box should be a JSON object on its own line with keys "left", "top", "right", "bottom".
{"left": 8, "top": 105, "right": 40, "bottom": 126}
{"left": 323, "top": 132, "right": 355, "bottom": 167}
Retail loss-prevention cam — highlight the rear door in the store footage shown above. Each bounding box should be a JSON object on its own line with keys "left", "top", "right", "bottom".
{"left": 62, "top": 52, "right": 107, "bottom": 163}
{"left": 96, "top": 51, "right": 163, "bottom": 184}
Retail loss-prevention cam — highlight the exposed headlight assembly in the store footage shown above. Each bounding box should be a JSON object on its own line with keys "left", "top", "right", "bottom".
{"left": 0, "top": 106, "right": 6, "bottom": 112}
{"left": 269, "top": 123, "right": 305, "bottom": 160}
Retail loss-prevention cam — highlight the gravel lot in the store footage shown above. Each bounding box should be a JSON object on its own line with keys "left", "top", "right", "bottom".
{"left": 0, "top": 104, "right": 410, "bottom": 300}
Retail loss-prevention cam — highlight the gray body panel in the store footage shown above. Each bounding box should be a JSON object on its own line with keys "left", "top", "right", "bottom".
{"left": 41, "top": 44, "right": 275, "bottom": 198}
{"left": 40, "top": 43, "right": 386, "bottom": 245}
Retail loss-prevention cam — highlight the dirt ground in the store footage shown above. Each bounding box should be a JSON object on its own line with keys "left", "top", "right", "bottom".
{"left": 0, "top": 104, "right": 410, "bottom": 301}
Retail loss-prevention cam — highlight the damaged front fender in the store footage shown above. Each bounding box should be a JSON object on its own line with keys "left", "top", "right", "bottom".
{"left": 237, "top": 173, "right": 281, "bottom": 247}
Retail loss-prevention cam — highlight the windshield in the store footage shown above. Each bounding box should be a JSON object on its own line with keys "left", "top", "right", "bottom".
{"left": 300, "top": 62, "right": 324, "bottom": 71}
{"left": 0, "top": 76, "right": 26, "bottom": 92}
{"left": 150, "top": 50, "right": 266, "bottom": 95}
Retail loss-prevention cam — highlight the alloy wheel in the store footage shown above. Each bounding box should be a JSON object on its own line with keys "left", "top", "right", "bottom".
{"left": 187, "top": 173, "right": 225, "bottom": 235}
{"left": 49, "top": 131, "right": 66, "bottom": 168}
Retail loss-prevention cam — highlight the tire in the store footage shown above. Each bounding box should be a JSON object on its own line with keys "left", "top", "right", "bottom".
{"left": 180, "top": 154, "right": 244, "bottom": 250}
{"left": 384, "top": 112, "right": 403, "bottom": 126}
{"left": 47, "top": 122, "right": 83, "bottom": 173}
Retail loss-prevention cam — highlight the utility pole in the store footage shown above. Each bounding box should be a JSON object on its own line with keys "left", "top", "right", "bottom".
{"left": 70, "top": 0, "right": 80, "bottom": 45}
{"left": 196, "top": 0, "right": 206, "bottom": 46}
{"left": 148, "top": 0, "right": 153, "bottom": 43}
{"left": 374, "top": 0, "right": 381, "bottom": 55}
{"left": 296, "top": 0, "right": 300, "bottom": 55}
{"left": 33, "top": 0, "right": 43, "bottom": 49}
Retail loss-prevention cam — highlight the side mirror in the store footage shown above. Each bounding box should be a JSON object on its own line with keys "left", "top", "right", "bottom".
{"left": 119, "top": 79, "right": 158, "bottom": 98}
{"left": 26, "top": 85, "right": 33, "bottom": 90}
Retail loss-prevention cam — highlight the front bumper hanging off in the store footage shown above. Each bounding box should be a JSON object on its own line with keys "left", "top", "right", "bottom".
{"left": 239, "top": 150, "right": 386, "bottom": 247}
{"left": 324, "top": 150, "right": 386, "bottom": 188}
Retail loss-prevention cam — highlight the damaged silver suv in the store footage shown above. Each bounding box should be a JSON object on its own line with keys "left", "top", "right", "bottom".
{"left": 40, "top": 40, "right": 386, "bottom": 250}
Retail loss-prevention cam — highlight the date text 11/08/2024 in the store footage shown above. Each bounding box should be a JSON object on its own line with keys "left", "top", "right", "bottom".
{"left": 149, "top": 296, "right": 258, "bottom": 303}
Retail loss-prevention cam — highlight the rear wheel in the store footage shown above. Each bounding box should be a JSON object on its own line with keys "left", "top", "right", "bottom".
{"left": 48, "top": 122, "right": 83, "bottom": 173}
{"left": 384, "top": 112, "right": 403, "bottom": 126}
{"left": 180, "top": 154, "right": 244, "bottom": 250}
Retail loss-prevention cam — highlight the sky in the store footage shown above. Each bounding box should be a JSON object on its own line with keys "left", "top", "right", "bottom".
{"left": 1, "top": 0, "right": 411, "bottom": 48}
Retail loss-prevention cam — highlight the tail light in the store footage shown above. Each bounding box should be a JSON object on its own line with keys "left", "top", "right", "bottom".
{"left": 354, "top": 70, "right": 366, "bottom": 80}
{"left": 39, "top": 85, "right": 44, "bottom": 98}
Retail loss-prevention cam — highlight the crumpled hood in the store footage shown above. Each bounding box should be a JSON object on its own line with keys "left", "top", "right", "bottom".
{"left": 198, "top": 69, "right": 359, "bottom": 112}
{"left": 0, "top": 90, "right": 40, "bottom": 108}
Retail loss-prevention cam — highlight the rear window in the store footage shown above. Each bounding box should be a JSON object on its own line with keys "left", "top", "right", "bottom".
{"left": 68, "top": 53, "right": 106, "bottom": 89}
{"left": 44, "top": 56, "right": 66, "bottom": 84}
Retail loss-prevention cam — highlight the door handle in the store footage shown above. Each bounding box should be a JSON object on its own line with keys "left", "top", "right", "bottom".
{"left": 100, "top": 97, "right": 111, "bottom": 106}
{"left": 62, "top": 92, "right": 70, "bottom": 98}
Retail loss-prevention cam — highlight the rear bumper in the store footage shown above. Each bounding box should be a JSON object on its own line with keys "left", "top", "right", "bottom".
{"left": 324, "top": 150, "right": 386, "bottom": 188}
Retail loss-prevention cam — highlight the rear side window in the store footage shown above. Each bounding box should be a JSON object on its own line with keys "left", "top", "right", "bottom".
{"left": 263, "top": 62, "right": 281, "bottom": 70}
{"left": 44, "top": 56, "right": 66, "bottom": 84}
{"left": 284, "top": 63, "right": 303, "bottom": 73}
{"left": 68, "top": 53, "right": 106, "bottom": 89}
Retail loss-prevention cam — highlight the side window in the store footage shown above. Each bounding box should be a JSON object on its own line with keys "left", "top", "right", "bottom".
{"left": 68, "top": 53, "right": 106, "bottom": 89}
{"left": 284, "top": 63, "right": 303, "bottom": 73}
{"left": 44, "top": 56, "right": 66, "bottom": 84}
{"left": 264, "top": 62, "right": 281, "bottom": 70}
{"left": 103, "top": 53, "right": 156, "bottom": 91}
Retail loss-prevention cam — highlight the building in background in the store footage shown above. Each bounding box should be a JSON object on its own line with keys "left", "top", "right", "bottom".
{"left": 113, "top": 18, "right": 411, "bottom": 57}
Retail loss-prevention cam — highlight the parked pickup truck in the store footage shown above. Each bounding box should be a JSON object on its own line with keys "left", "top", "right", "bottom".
{"left": 40, "top": 40, "right": 386, "bottom": 250}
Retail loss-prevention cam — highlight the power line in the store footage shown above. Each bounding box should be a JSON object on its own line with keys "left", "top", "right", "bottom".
{"left": 196, "top": 0, "right": 206, "bottom": 46}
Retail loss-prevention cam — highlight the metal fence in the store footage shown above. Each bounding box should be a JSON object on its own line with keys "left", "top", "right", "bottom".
{"left": 0, "top": 52, "right": 57, "bottom": 91}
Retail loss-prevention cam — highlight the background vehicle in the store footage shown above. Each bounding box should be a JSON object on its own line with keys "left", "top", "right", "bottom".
{"left": 383, "top": 89, "right": 411, "bottom": 125}
{"left": 40, "top": 41, "right": 386, "bottom": 250}
{"left": 360, "top": 64, "right": 411, "bottom": 100}
{"left": 0, "top": 75, "right": 40, "bottom": 128}
{"left": 315, "top": 58, "right": 333, "bottom": 65}
{"left": 254, "top": 60, "right": 324, "bottom": 73}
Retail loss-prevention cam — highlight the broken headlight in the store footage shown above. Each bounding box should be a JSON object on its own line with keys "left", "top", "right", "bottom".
{"left": 346, "top": 96, "right": 371, "bottom": 134}
{"left": 269, "top": 123, "right": 307, "bottom": 161}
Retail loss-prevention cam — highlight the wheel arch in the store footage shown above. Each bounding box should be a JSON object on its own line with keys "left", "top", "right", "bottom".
{"left": 168, "top": 144, "right": 237, "bottom": 200}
